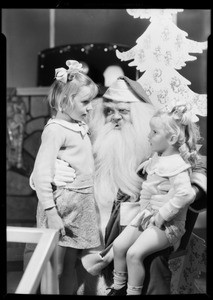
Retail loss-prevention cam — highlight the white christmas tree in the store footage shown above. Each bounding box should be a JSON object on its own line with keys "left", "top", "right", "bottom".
{"left": 116, "top": 9, "right": 207, "bottom": 121}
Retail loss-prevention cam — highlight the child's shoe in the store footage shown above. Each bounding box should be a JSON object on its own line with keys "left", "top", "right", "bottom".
{"left": 107, "top": 285, "right": 127, "bottom": 296}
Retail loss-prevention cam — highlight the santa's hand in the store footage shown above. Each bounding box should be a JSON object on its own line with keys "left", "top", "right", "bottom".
{"left": 53, "top": 159, "right": 76, "bottom": 187}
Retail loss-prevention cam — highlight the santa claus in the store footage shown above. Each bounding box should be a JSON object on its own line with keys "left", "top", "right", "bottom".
{"left": 89, "top": 77, "right": 154, "bottom": 235}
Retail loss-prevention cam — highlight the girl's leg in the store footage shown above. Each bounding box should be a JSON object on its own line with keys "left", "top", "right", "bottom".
{"left": 111, "top": 225, "right": 142, "bottom": 292}
{"left": 40, "top": 245, "right": 66, "bottom": 294}
{"left": 126, "top": 226, "right": 170, "bottom": 295}
{"left": 59, "top": 247, "right": 79, "bottom": 295}
{"left": 57, "top": 246, "right": 67, "bottom": 277}
{"left": 113, "top": 224, "right": 142, "bottom": 273}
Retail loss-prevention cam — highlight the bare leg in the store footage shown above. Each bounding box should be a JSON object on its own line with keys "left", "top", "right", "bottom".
{"left": 113, "top": 224, "right": 142, "bottom": 273}
{"left": 40, "top": 245, "right": 66, "bottom": 294}
{"left": 126, "top": 226, "right": 170, "bottom": 287}
{"left": 59, "top": 247, "right": 79, "bottom": 294}
{"left": 57, "top": 246, "right": 67, "bottom": 277}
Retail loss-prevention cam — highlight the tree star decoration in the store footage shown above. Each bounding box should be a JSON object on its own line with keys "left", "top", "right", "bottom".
{"left": 116, "top": 9, "right": 207, "bottom": 122}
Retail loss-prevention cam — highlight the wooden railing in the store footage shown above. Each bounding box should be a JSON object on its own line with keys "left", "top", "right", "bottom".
{"left": 7, "top": 226, "right": 59, "bottom": 294}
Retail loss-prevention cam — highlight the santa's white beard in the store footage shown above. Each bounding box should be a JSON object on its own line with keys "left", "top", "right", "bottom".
{"left": 93, "top": 121, "right": 143, "bottom": 208}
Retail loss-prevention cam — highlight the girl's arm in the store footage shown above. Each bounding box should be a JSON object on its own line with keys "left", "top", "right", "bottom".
{"left": 157, "top": 170, "right": 196, "bottom": 222}
{"left": 33, "top": 124, "right": 66, "bottom": 232}
{"left": 151, "top": 158, "right": 207, "bottom": 228}
{"left": 33, "top": 124, "right": 65, "bottom": 210}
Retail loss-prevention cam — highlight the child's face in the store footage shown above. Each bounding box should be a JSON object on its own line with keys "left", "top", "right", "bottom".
{"left": 68, "top": 86, "right": 93, "bottom": 122}
{"left": 148, "top": 117, "right": 171, "bottom": 155}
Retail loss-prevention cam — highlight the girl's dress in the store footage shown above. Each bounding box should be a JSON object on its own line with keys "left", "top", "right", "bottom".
{"left": 130, "top": 153, "right": 195, "bottom": 249}
{"left": 33, "top": 118, "right": 101, "bottom": 249}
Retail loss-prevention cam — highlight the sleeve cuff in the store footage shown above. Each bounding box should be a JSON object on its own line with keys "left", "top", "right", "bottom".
{"left": 29, "top": 172, "right": 36, "bottom": 190}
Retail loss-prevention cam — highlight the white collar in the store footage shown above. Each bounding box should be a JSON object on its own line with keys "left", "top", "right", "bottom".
{"left": 45, "top": 118, "right": 89, "bottom": 137}
{"left": 146, "top": 152, "right": 191, "bottom": 177}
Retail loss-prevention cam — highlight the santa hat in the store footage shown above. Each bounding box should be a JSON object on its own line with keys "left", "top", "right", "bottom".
{"left": 103, "top": 76, "right": 151, "bottom": 104}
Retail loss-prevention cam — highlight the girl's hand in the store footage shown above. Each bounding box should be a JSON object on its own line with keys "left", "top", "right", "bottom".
{"left": 149, "top": 216, "right": 155, "bottom": 226}
{"left": 46, "top": 207, "right": 65, "bottom": 236}
{"left": 153, "top": 213, "right": 165, "bottom": 229}
{"left": 53, "top": 159, "right": 76, "bottom": 187}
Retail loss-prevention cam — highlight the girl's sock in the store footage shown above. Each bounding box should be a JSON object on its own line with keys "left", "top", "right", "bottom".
{"left": 113, "top": 270, "right": 128, "bottom": 290}
{"left": 126, "top": 283, "right": 143, "bottom": 295}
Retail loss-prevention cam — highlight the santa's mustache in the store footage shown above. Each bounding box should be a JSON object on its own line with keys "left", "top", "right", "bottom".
{"left": 96, "top": 121, "right": 130, "bottom": 138}
{"left": 101, "top": 121, "right": 115, "bottom": 134}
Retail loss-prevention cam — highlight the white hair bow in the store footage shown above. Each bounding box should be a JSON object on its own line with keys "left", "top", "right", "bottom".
{"left": 55, "top": 60, "right": 84, "bottom": 83}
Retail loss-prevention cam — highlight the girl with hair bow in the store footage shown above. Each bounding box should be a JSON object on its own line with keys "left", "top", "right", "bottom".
{"left": 107, "top": 104, "right": 202, "bottom": 296}
{"left": 31, "top": 60, "right": 101, "bottom": 294}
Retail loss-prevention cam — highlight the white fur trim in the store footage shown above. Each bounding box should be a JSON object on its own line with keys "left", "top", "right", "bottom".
{"left": 29, "top": 172, "right": 36, "bottom": 190}
{"left": 103, "top": 79, "right": 140, "bottom": 102}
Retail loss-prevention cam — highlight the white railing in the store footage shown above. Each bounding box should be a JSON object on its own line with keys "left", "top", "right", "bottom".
{"left": 7, "top": 226, "right": 59, "bottom": 294}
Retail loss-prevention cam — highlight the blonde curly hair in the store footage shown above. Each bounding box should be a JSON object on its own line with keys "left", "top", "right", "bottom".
{"left": 153, "top": 105, "right": 202, "bottom": 167}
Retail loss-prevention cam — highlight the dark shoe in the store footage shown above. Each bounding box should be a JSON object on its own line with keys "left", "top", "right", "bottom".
{"left": 107, "top": 285, "right": 127, "bottom": 296}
